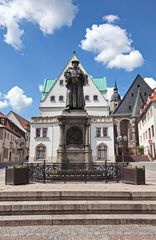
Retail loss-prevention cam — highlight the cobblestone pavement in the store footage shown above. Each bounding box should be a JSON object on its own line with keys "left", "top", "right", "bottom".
{"left": 0, "top": 225, "right": 156, "bottom": 240}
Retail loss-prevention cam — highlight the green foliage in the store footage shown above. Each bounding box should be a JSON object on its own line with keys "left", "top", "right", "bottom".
{"left": 137, "top": 145, "right": 144, "bottom": 155}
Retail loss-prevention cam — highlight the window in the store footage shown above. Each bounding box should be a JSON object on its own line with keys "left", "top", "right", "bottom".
{"left": 145, "top": 131, "right": 147, "bottom": 139}
{"left": 143, "top": 133, "right": 145, "bottom": 141}
{"left": 96, "top": 127, "right": 101, "bottom": 137}
{"left": 144, "top": 92, "right": 147, "bottom": 96}
{"left": 137, "top": 84, "right": 140, "bottom": 87}
{"left": 85, "top": 95, "right": 89, "bottom": 101}
{"left": 151, "top": 125, "right": 154, "bottom": 137}
{"left": 97, "top": 144, "right": 107, "bottom": 160}
{"left": 59, "top": 95, "right": 64, "bottom": 101}
{"left": 131, "top": 93, "right": 133, "bottom": 97}
{"left": 0, "top": 118, "right": 4, "bottom": 124}
{"left": 36, "top": 145, "right": 46, "bottom": 160}
{"left": 103, "top": 127, "right": 108, "bottom": 137}
{"left": 50, "top": 96, "right": 55, "bottom": 101}
{"left": 129, "top": 106, "right": 131, "bottom": 110}
{"left": 148, "top": 128, "right": 151, "bottom": 139}
{"left": 36, "top": 128, "right": 41, "bottom": 138}
{"left": 43, "top": 128, "right": 48, "bottom": 138}
{"left": 60, "top": 80, "right": 63, "bottom": 86}
{"left": 93, "top": 95, "right": 98, "bottom": 101}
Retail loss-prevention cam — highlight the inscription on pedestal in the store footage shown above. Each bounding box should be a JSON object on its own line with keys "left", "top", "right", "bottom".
{"left": 66, "top": 126, "right": 83, "bottom": 145}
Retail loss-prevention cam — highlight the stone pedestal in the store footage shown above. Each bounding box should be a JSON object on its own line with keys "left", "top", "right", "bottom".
{"left": 57, "top": 110, "right": 92, "bottom": 164}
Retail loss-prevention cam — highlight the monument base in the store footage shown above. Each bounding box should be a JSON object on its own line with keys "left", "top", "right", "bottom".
{"left": 57, "top": 110, "right": 92, "bottom": 164}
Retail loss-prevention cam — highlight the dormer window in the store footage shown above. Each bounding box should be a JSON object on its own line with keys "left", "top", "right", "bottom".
{"left": 85, "top": 95, "right": 89, "bottom": 101}
{"left": 50, "top": 96, "right": 55, "bottom": 101}
{"left": 93, "top": 95, "right": 98, "bottom": 101}
{"left": 60, "top": 80, "right": 63, "bottom": 86}
{"left": 59, "top": 95, "right": 64, "bottom": 101}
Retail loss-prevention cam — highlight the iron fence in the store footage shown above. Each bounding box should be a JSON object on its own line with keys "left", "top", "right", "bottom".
{"left": 22, "top": 161, "right": 126, "bottom": 183}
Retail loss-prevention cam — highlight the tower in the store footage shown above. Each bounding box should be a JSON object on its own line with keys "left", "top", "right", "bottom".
{"left": 110, "top": 81, "right": 121, "bottom": 112}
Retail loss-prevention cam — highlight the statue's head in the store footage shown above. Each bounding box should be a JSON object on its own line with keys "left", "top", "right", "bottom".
{"left": 71, "top": 60, "right": 79, "bottom": 69}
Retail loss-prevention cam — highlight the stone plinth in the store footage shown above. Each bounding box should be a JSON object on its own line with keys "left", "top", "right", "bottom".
{"left": 57, "top": 110, "right": 92, "bottom": 164}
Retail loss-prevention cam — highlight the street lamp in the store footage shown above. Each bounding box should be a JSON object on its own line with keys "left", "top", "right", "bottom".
{"left": 117, "top": 135, "right": 128, "bottom": 181}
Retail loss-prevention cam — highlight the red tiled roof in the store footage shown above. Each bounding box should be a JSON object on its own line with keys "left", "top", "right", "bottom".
{"left": 0, "top": 112, "right": 25, "bottom": 137}
{"left": 7, "top": 111, "right": 30, "bottom": 131}
{"left": 0, "top": 112, "right": 6, "bottom": 118}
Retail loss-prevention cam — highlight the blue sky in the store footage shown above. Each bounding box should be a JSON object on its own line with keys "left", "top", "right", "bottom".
{"left": 0, "top": 0, "right": 156, "bottom": 120}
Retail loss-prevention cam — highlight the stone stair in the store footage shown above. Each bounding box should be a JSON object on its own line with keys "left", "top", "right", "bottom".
{"left": 0, "top": 191, "right": 156, "bottom": 226}
{"left": 116, "top": 155, "right": 150, "bottom": 162}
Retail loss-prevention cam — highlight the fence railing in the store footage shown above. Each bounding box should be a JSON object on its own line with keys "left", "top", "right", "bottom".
{"left": 23, "top": 161, "right": 126, "bottom": 183}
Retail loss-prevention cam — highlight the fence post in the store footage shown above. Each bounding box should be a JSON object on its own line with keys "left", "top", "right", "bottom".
{"left": 105, "top": 160, "right": 107, "bottom": 183}
{"left": 43, "top": 160, "right": 46, "bottom": 184}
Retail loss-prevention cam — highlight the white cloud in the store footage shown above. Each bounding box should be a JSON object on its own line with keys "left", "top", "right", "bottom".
{"left": 106, "top": 87, "right": 114, "bottom": 102}
{"left": 107, "top": 50, "right": 143, "bottom": 71}
{"left": 0, "top": 100, "right": 8, "bottom": 108}
{"left": 80, "top": 16, "right": 144, "bottom": 72}
{"left": 144, "top": 77, "right": 156, "bottom": 89}
{"left": 0, "top": 0, "right": 78, "bottom": 49}
{"left": 38, "top": 84, "right": 43, "bottom": 92}
{"left": 0, "top": 86, "right": 32, "bottom": 111}
{"left": 103, "top": 15, "right": 119, "bottom": 23}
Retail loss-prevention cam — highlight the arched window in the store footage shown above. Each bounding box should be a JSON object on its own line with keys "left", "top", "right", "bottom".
{"left": 120, "top": 119, "right": 129, "bottom": 137}
{"left": 97, "top": 143, "right": 107, "bottom": 160}
{"left": 59, "top": 95, "right": 64, "bottom": 101}
{"left": 36, "top": 145, "right": 46, "bottom": 160}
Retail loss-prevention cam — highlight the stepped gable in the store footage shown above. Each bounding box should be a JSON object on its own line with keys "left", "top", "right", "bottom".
{"left": 113, "top": 74, "right": 152, "bottom": 117}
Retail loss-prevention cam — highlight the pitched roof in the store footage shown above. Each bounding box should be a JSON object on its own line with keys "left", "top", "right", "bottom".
{"left": 0, "top": 112, "right": 6, "bottom": 118}
{"left": 0, "top": 112, "right": 25, "bottom": 137}
{"left": 139, "top": 88, "right": 156, "bottom": 118}
{"left": 42, "top": 77, "right": 107, "bottom": 100}
{"left": 131, "top": 89, "right": 144, "bottom": 118}
{"left": 92, "top": 77, "right": 107, "bottom": 92}
{"left": 7, "top": 111, "right": 30, "bottom": 131}
{"left": 113, "top": 74, "right": 152, "bottom": 117}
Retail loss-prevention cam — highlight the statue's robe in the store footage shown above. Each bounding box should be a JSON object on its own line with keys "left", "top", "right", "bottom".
{"left": 64, "top": 67, "right": 86, "bottom": 110}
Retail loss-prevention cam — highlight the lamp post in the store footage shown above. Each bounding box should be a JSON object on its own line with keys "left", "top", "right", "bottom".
{"left": 117, "top": 135, "right": 127, "bottom": 181}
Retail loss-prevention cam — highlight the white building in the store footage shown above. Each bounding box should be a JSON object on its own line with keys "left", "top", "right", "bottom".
{"left": 29, "top": 53, "right": 115, "bottom": 162}
{"left": 138, "top": 88, "right": 156, "bottom": 160}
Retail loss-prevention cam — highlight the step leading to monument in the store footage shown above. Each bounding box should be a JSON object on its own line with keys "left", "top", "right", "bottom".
{"left": 0, "top": 214, "right": 156, "bottom": 226}
{"left": 0, "top": 191, "right": 156, "bottom": 201}
{"left": 0, "top": 200, "right": 156, "bottom": 215}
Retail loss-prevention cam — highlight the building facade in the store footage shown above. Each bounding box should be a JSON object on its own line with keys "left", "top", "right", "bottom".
{"left": 138, "top": 88, "right": 156, "bottom": 160}
{"left": 7, "top": 111, "right": 30, "bottom": 160}
{"left": 113, "top": 74, "right": 152, "bottom": 161}
{"left": 29, "top": 54, "right": 115, "bottom": 162}
{"left": 0, "top": 112, "right": 25, "bottom": 163}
